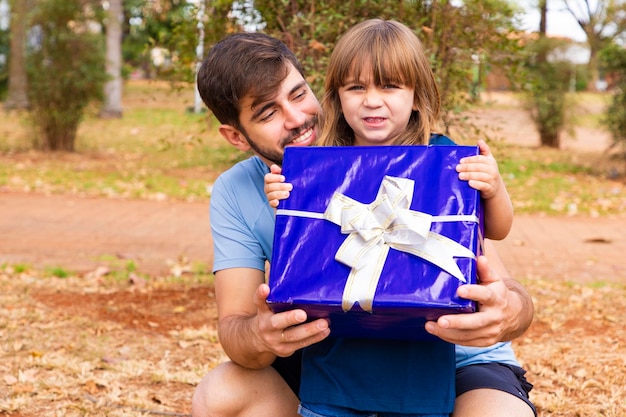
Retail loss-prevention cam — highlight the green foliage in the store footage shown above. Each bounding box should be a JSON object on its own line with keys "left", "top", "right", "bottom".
{"left": 25, "top": 0, "right": 108, "bottom": 151}
{"left": 128, "top": 0, "right": 235, "bottom": 82}
{"left": 573, "top": 65, "right": 589, "bottom": 92}
{"left": 252, "top": 0, "right": 524, "bottom": 126}
{"left": 417, "top": 0, "right": 523, "bottom": 128}
{"left": 521, "top": 37, "right": 575, "bottom": 148}
{"left": 127, "top": 0, "right": 525, "bottom": 124}
{"left": 254, "top": 0, "right": 412, "bottom": 95}
{"left": 599, "top": 43, "right": 626, "bottom": 149}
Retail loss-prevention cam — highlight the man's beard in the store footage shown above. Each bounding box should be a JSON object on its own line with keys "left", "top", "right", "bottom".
{"left": 241, "top": 116, "right": 318, "bottom": 166}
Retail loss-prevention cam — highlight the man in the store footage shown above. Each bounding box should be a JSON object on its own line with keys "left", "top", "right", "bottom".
{"left": 192, "top": 32, "right": 536, "bottom": 417}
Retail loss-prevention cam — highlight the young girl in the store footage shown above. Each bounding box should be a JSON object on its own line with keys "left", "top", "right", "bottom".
{"left": 266, "top": 19, "right": 514, "bottom": 417}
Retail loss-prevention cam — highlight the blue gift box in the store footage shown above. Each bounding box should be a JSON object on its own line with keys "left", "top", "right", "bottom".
{"left": 268, "top": 145, "right": 483, "bottom": 340}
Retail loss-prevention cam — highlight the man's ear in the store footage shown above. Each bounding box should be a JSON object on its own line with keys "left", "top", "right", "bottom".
{"left": 218, "top": 125, "right": 251, "bottom": 152}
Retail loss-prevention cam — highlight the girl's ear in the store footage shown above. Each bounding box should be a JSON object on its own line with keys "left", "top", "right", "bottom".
{"left": 218, "top": 125, "right": 251, "bottom": 152}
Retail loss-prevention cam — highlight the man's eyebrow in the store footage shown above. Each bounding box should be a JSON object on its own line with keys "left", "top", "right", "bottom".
{"left": 250, "top": 101, "right": 276, "bottom": 123}
{"left": 250, "top": 80, "right": 307, "bottom": 122}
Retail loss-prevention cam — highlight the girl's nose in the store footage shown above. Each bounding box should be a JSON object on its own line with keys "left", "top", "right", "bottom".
{"left": 364, "top": 88, "right": 383, "bottom": 107}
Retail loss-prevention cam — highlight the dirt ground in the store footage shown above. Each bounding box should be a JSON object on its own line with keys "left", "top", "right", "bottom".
{"left": 1, "top": 93, "right": 625, "bottom": 416}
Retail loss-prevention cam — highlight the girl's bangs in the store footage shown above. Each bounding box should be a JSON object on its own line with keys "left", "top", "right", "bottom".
{"left": 344, "top": 43, "right": 414, "bottom": 87}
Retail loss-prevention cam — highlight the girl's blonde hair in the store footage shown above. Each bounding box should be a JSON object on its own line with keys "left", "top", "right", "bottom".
{"left": 318, "top": 19, "right": 441, "bottom": 147}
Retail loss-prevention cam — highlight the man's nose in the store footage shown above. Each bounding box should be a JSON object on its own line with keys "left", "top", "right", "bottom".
{"left": 283, "top": 104, "right": 307, "bottom": 129}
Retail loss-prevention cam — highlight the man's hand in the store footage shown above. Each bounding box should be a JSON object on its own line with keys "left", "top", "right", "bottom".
{"left": 253, "top": 283, "right": 330, "bottom": 358}
{"left": 424, "top": 255, "right": 533, "bottom": 346}
{"left": 215, "top": 269, "right": 330, "bottom": 370}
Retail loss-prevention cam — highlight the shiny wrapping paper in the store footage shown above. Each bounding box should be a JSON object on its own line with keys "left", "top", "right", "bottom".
{"left": 268, "top": 145, "right": 483, "bottom": 340}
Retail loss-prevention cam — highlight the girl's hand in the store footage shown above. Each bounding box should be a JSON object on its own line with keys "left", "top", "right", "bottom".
{"left": 456, "top": 139, "right": 501, "bottom": 200}
{"left": 264, "top": 164, "right": 293, "bottom": 208}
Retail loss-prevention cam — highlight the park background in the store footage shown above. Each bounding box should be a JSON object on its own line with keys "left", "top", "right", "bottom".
{"left": 1, "top": 1, "right": 626, "bottom": 416}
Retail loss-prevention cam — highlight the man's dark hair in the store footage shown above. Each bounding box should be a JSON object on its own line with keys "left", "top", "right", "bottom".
{"left": 197, "top": 33, "right": 304, "bottom": 129}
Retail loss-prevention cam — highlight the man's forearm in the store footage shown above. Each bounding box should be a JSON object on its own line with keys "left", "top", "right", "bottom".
{"left": 219, "top": 314, "right": 277, "bottom": 369}
{"left": 501, "top": 277, "right": 534, "bottom": 341}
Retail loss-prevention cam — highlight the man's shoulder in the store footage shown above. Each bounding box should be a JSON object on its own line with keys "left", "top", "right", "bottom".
{"left": 218, "top": 156, "right": 265, "bottom": 178}
{"left": 214, "top": 156, "right": 267, "bottom": 189}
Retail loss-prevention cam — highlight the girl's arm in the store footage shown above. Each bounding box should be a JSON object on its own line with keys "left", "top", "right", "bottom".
{"left": 457, "top": 140, "right": 513, "bottom": 240}
{"left": 264, "top": 164, "right": 293, "bottom": 208}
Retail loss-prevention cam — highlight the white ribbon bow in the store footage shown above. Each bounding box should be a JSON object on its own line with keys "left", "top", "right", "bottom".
{"left": 323, "top": 176, "right": 476, "bottom": 312}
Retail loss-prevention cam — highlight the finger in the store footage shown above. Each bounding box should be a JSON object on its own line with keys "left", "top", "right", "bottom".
{"left": 458, "top": 170, "right": 492, "bottom": 183}
{"left": 424, "top": 320, "right": 472, "bottom": 344}
{"left": 255, "top": 283, "right": 272, "bottom": 310}
{"left": 265, "top": 182, "right": 293, "bottom": 193}
{"left": 275, "top": 317, "right": 330, "bottom": 356}
{"left": 264, "top": 173, "right": 286, "bottom": 186}
{"left": 266, "top": 190, "right": 291, "bottom": 202}
{"left": 477, "top": 139, "right": 492, "bottom": 157}
{"left": 456, "top": 162, "right": 493, "bottom": 177}
{"left": 269, "top": 164, "right": 283, "bottom": 175}
{"left": 467, "top": 179, "right": 489, "bottom": 190}
{"left": 456, "top": 282, "right": 498, "bottom": 307}
{"left": 456, "top": 156, "right": 484, "bottom": 167}
{"left": 476, "top": 255, "right": 500, "bottom": 285}
{"left": 424, "top": 322, "right": 499, "bottom": 346}
{"left": 457, "top": 160, "right": 493, "bottom": 173}
{"left": 425, "top": 312, "right": 502, "bottom": 345}
{"left": 281, "top": 318, "right": 330, "bottom": 344}
{"left": 433, "top": 309, "right": 493, "bottom": 331}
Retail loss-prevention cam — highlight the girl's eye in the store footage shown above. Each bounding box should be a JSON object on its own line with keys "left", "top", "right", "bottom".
{"left": 347, "top": 85, "right": 364, "bottom": 91}
{"left": 383, "top": 84, "right": 400, "bottom": 89}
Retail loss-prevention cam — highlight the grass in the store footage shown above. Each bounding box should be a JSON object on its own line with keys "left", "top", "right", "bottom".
{"left": 0, "top": 80, "right": 248, "bottom": 202}
{"left": 495, "top": 145, "right": 625, "bottom": 215}
{"left": 44, "top": 266, "right": 69, "bottom": 278}
{"left": 0, "top": 80, "right": 624, "bottom": 215}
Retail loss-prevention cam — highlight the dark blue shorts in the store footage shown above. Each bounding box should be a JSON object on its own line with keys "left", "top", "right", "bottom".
{"left": 272, "top": 349, "right": 303, "bottom": 395}
{"left": 456, "top": 362, "right": 536, "bottom": 416}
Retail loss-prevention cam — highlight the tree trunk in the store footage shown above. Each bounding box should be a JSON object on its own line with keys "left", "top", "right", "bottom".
{"left": 587, "top": 38, "right": 601, "bottom": 92}
{"left": 537, "top": 0, "right": 547, "bottom": 63}
{"left": 100, "top": 0, "right": 123, "bottom": 118}
{"left": 4, "top": 0, "right": 29, "bottom": 110}
{"left": 539, "top": 127, "right": 560, "bottom": 148}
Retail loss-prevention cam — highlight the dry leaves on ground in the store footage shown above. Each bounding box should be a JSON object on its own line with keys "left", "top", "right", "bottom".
{"left": 0, "top": 267, "right": 625, "bottom": 416}
{"left": 515, "top": 278, "right": 626, "bottom": 416}
{"left": 0, "top": 268, "right": 224, "bottom": 416}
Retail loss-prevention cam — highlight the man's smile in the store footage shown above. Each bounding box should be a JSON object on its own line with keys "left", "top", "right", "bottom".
{"left": 289, "top": 126, "right": 314, "bottom": 145}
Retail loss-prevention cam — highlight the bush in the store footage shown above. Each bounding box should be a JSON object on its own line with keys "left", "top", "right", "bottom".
{"left": 600, "top": 44, "right": 626, "bottom": 152}
{"left": 522, "top": 37, "right": 575, "bottom": 148}
{"left": 25, "top": 0, "right": 108, "bottom": 151}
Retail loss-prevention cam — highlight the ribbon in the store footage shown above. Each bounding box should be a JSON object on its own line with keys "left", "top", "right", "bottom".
{"left": 322, "top": 176, "right": 476, "bottom": 312}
